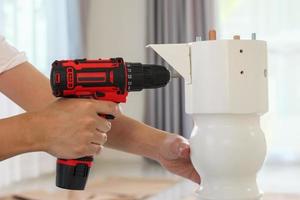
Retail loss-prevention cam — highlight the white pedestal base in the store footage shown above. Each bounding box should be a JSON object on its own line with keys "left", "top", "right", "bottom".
{"left": 190, "top": 114, "right": 266, "bottom": 200}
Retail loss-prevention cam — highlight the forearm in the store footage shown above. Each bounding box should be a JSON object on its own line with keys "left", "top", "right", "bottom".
{"left": 0, "top": 62, "right": 54, "bottom": 160}
{"left": 106, "top": 114, "right": 169, "bottom": 161}
{"left": 0, "top": 62, "right": 55, "bottom": 111}
{"left": 0, "top": 113, "right": 43, "bottom": 160}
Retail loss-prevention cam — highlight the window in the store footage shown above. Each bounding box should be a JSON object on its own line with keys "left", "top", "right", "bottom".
{"left": 217, "top": 0, "right": 300, "bottom": 163}
{"left": 1, "top": 0, "right": 48, "bottom": 73}
{"left": 0, "top": 0, "right": 76, "bottom": 187}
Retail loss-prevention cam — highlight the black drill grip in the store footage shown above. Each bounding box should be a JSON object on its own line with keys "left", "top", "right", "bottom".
{"left": 56, "top": 156, "right": 93, "bottom": 190}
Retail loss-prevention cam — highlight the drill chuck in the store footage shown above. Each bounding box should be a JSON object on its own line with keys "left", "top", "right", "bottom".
{"left": 126, "top": 63, "right": 170, "bottom": 91}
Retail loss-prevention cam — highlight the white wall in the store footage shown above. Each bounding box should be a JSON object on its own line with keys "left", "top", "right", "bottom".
{"left": 87, "top": 0, "right": 147, "bottom": 122}
{"left": 86, "top": 0, "right": 147, "bottom": 161}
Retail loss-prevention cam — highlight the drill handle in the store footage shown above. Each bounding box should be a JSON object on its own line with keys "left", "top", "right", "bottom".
{"left": 56, "top": 113, "right": 114, "bottom": 190}
{"left": 97, "top": 101, "right": 120, "bottom": 119}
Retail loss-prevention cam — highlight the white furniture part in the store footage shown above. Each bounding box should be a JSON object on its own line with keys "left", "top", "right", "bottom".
{"left": 148, "top": 38, "right": 268, "bottom": 200}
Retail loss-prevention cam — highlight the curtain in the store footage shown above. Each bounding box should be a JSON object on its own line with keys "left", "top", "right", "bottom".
{"left": 145, "top": 0, "right": 215, "bottom": 137}
{"left": 0, "top": 0, "right": 88, "bottom": 188}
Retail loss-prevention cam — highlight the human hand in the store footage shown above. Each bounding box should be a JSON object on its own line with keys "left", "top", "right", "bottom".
{"left": 30, "top": 98, "right": 119, "bottom": 159}
{"left": 157, "top": 134, "right": 200, "bottom": 184}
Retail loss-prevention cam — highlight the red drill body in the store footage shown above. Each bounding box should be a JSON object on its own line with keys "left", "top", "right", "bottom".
{"left": 52, "top": 58, "right": 129, "bottom": 102}
{"left": 50, "top": 57, "right": 170, "bottom": 190}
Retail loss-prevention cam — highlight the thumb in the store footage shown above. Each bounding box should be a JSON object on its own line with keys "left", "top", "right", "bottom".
{"left": 163, "top": 135, "right": 191, "bottom": 160}
{"left": 177, "top": 142, "right": 190, "bottom": 159}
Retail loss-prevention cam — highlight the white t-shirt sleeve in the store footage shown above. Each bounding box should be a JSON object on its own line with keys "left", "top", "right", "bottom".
{"left": 0, "top": 35, "right": 27, "bottom": 74}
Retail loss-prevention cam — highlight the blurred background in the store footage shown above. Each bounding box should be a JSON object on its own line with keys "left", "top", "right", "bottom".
{"left": 0, "top": 0, "right": 299, "bottom": 196}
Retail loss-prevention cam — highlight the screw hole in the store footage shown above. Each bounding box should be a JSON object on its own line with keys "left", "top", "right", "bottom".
{"left": 240, "top": 70, "right": 244, "bottom": 75}
{"left": 240, "top": 49, "right": 243, "bottom": 53}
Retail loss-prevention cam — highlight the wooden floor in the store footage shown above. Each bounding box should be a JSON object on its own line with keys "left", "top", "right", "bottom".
{"left": 264, "top": 194, "right": 300, "bottom": 200}
{"left": 1, "top": 161, "right": 300, "bottom": 200}
{"left": 1, "top": 177, "right": 300, "bottom": 200}
{"left": 186, "top": 194, "right": 300, "bottom": 200}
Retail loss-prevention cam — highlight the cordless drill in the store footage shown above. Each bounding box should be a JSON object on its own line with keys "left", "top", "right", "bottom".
{"left": 50, "top": 57, "right": 170, "bottom": 190}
